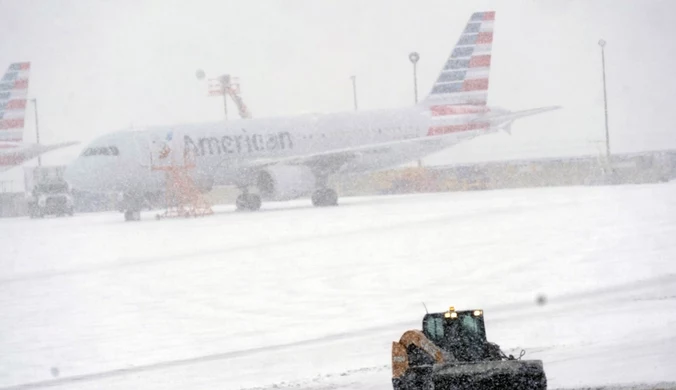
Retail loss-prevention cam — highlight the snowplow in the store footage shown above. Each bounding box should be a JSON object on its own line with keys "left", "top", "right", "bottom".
{"left": 391, "top": 307, "right": 546, "bottom": 390}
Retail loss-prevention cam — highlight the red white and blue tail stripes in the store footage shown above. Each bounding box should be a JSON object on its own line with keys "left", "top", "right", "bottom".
{"left": 422, "top": 12, "right": 495, "bottom": 136}
{"left": 425, "top": 11, "right": 494, "bottom": 107}
{"left": 427, "top": 105, "right": 491, "bottom": 136}
{"left": 0, "top": 62, "right": 30, "bottom": 144}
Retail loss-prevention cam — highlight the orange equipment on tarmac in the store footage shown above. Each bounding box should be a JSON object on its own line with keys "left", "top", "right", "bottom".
{"left": 151, "top": 137, "right": 213, "bottom": 220}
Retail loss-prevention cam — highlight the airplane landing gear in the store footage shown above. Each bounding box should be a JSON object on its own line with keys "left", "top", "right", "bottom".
{"left": 311, "top": 188, "right": 338, "bottom": 207}
{"left": 124, "top": 210, "right": 141, "bottom": 221}
{"left": 236, "top": 192, "right": 262, "bottom": 211}
{"left": 311, "top": 174, "right": 338, "bottom": 207}
{"left": 120, "top": 193, "right": 144, "bottom": 222}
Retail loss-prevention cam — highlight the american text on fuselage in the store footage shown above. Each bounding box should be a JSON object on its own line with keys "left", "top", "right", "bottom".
{"left": 184, "top": 131, "right": 294, "bottom": 157}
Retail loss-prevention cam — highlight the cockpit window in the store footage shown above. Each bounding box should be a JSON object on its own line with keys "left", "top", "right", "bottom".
{"left": 82, "top": 146, "right": 119, "bottom": 156}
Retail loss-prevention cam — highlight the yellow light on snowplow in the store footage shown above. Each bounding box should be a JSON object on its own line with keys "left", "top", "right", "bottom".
{"left": 445, "top": 306, "right": 458, "bottom": 319}
{"left": 473, "top": 310, "right": 483, "bottom": 316}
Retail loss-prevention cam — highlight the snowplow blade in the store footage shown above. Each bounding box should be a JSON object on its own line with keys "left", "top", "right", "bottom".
{"left": 394, "top": 359, "right": 546, "bottom": 390}
{"left": 432, "top": 359, "right": 546, "bottom": 390}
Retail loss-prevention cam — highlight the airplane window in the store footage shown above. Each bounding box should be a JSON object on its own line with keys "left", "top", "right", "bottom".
{"left": 81, "top": 146, "right": 120, "bottom": 156}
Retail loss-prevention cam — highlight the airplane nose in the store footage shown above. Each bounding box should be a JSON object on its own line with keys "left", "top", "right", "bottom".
{"left": 65, "top": 155, "right": 131, "bottom": 193}
{"left": 64, "top": 158, "right": 87, "bottom": 191}
{"left": 65, "top": 157, "right": 107, "bottom": 192}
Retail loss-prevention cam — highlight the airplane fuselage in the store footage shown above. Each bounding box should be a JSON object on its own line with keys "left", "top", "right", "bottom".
{"left": 66, "top": 104, "right": 497, "bottom": 196}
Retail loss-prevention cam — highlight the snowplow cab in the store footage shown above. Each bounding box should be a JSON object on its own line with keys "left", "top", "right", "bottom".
{"left": 422, "top": 308, "right": 501, "bottom": 362}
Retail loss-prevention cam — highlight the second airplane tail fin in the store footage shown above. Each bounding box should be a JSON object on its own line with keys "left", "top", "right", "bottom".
{"left": 422, "top": 11, "right": 495, "bottom": 107}
{"left": 0, "top": 62, "right": 30, "bottom": 144}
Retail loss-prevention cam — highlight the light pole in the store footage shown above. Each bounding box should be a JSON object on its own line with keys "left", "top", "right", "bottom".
{"left": 31, "top": 98, "right": 41, "bottom": 166}
{"left": 409, "top": 52, "right": 421, "bottom": 167}
{"left": 350, "top": 75, "right": 358, "bottom": 111}
{"left": 598, "top": 39, "right": 610, "bottom": 158}
{"left": 409, "top": 52, "right": 420, "bottom": 104}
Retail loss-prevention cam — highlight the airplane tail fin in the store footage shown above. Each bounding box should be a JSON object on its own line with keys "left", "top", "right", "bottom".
{"left": 0, "top": 62, "right": 31, "bottom": 144}
{"left": 421, "top": 11, "right": 494, "bottom": 107}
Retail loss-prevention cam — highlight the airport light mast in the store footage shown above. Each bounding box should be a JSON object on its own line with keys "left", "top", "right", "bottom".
{"left": 409, "top": 52, "right": 422, "bottom": 168}
{"left": 30, "top": 98, "right": 41, "bottom": 166}
{"left": 409, "top": 52, "right": 420, "bottom": 104}
{"left": 350, "top": 75, "right": 358, "bottom": 111}
{"left": 598, "top": 39, "right": 610, "bottom": 158}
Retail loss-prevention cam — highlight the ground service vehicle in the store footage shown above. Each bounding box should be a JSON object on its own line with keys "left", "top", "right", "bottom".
{"left": 24, "top": 166, "right": 75, "bottom": 218}
{"left": 27, "top": 180, "right": 74, "bottom": 218}
{"left": 391, "top": 307, "right": 546, "bottom": 390}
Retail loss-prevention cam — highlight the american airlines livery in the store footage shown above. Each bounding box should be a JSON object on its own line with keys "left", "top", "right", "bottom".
{"left": 0, "top": 62, "right": 78, "bottom": 171}
{"left": 65, "top": 11, "right": 560, "bottom": 221}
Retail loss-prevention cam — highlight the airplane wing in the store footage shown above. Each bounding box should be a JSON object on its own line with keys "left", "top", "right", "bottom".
{"left": 22, "top": 141, "right": 80, "bottom": 160}
{"left": 0, "top": 141, "right": 80, "bottom": 172}
{"left": 240, "top": 106, "right": 560, "bottom": 176}
{"left": 244, "top": 134, "right": 451, "bottom": 174}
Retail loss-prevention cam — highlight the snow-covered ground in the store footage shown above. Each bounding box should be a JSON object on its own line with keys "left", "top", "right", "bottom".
{"left": 1, "top": 182, "right": 675, "bottom": 390}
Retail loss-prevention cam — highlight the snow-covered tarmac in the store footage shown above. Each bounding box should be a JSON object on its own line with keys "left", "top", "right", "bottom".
{"left": 1, "top": 182, "right": 675, "bottom": 389}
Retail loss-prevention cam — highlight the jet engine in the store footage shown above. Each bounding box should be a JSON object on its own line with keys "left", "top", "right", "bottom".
{"left": 256, "top": 165, "right": 316, "bottom": 201}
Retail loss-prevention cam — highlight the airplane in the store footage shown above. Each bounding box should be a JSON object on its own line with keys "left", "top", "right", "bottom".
{"left": 65, "top": 11, "right": 560, "bottom": 221}
{"left": 0, "top": 62, "right": 79, "bottom": 172}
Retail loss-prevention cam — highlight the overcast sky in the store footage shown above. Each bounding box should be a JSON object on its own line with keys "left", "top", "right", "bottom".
{"left": 1, "top": 0, "right": 675, "bottom": 184}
